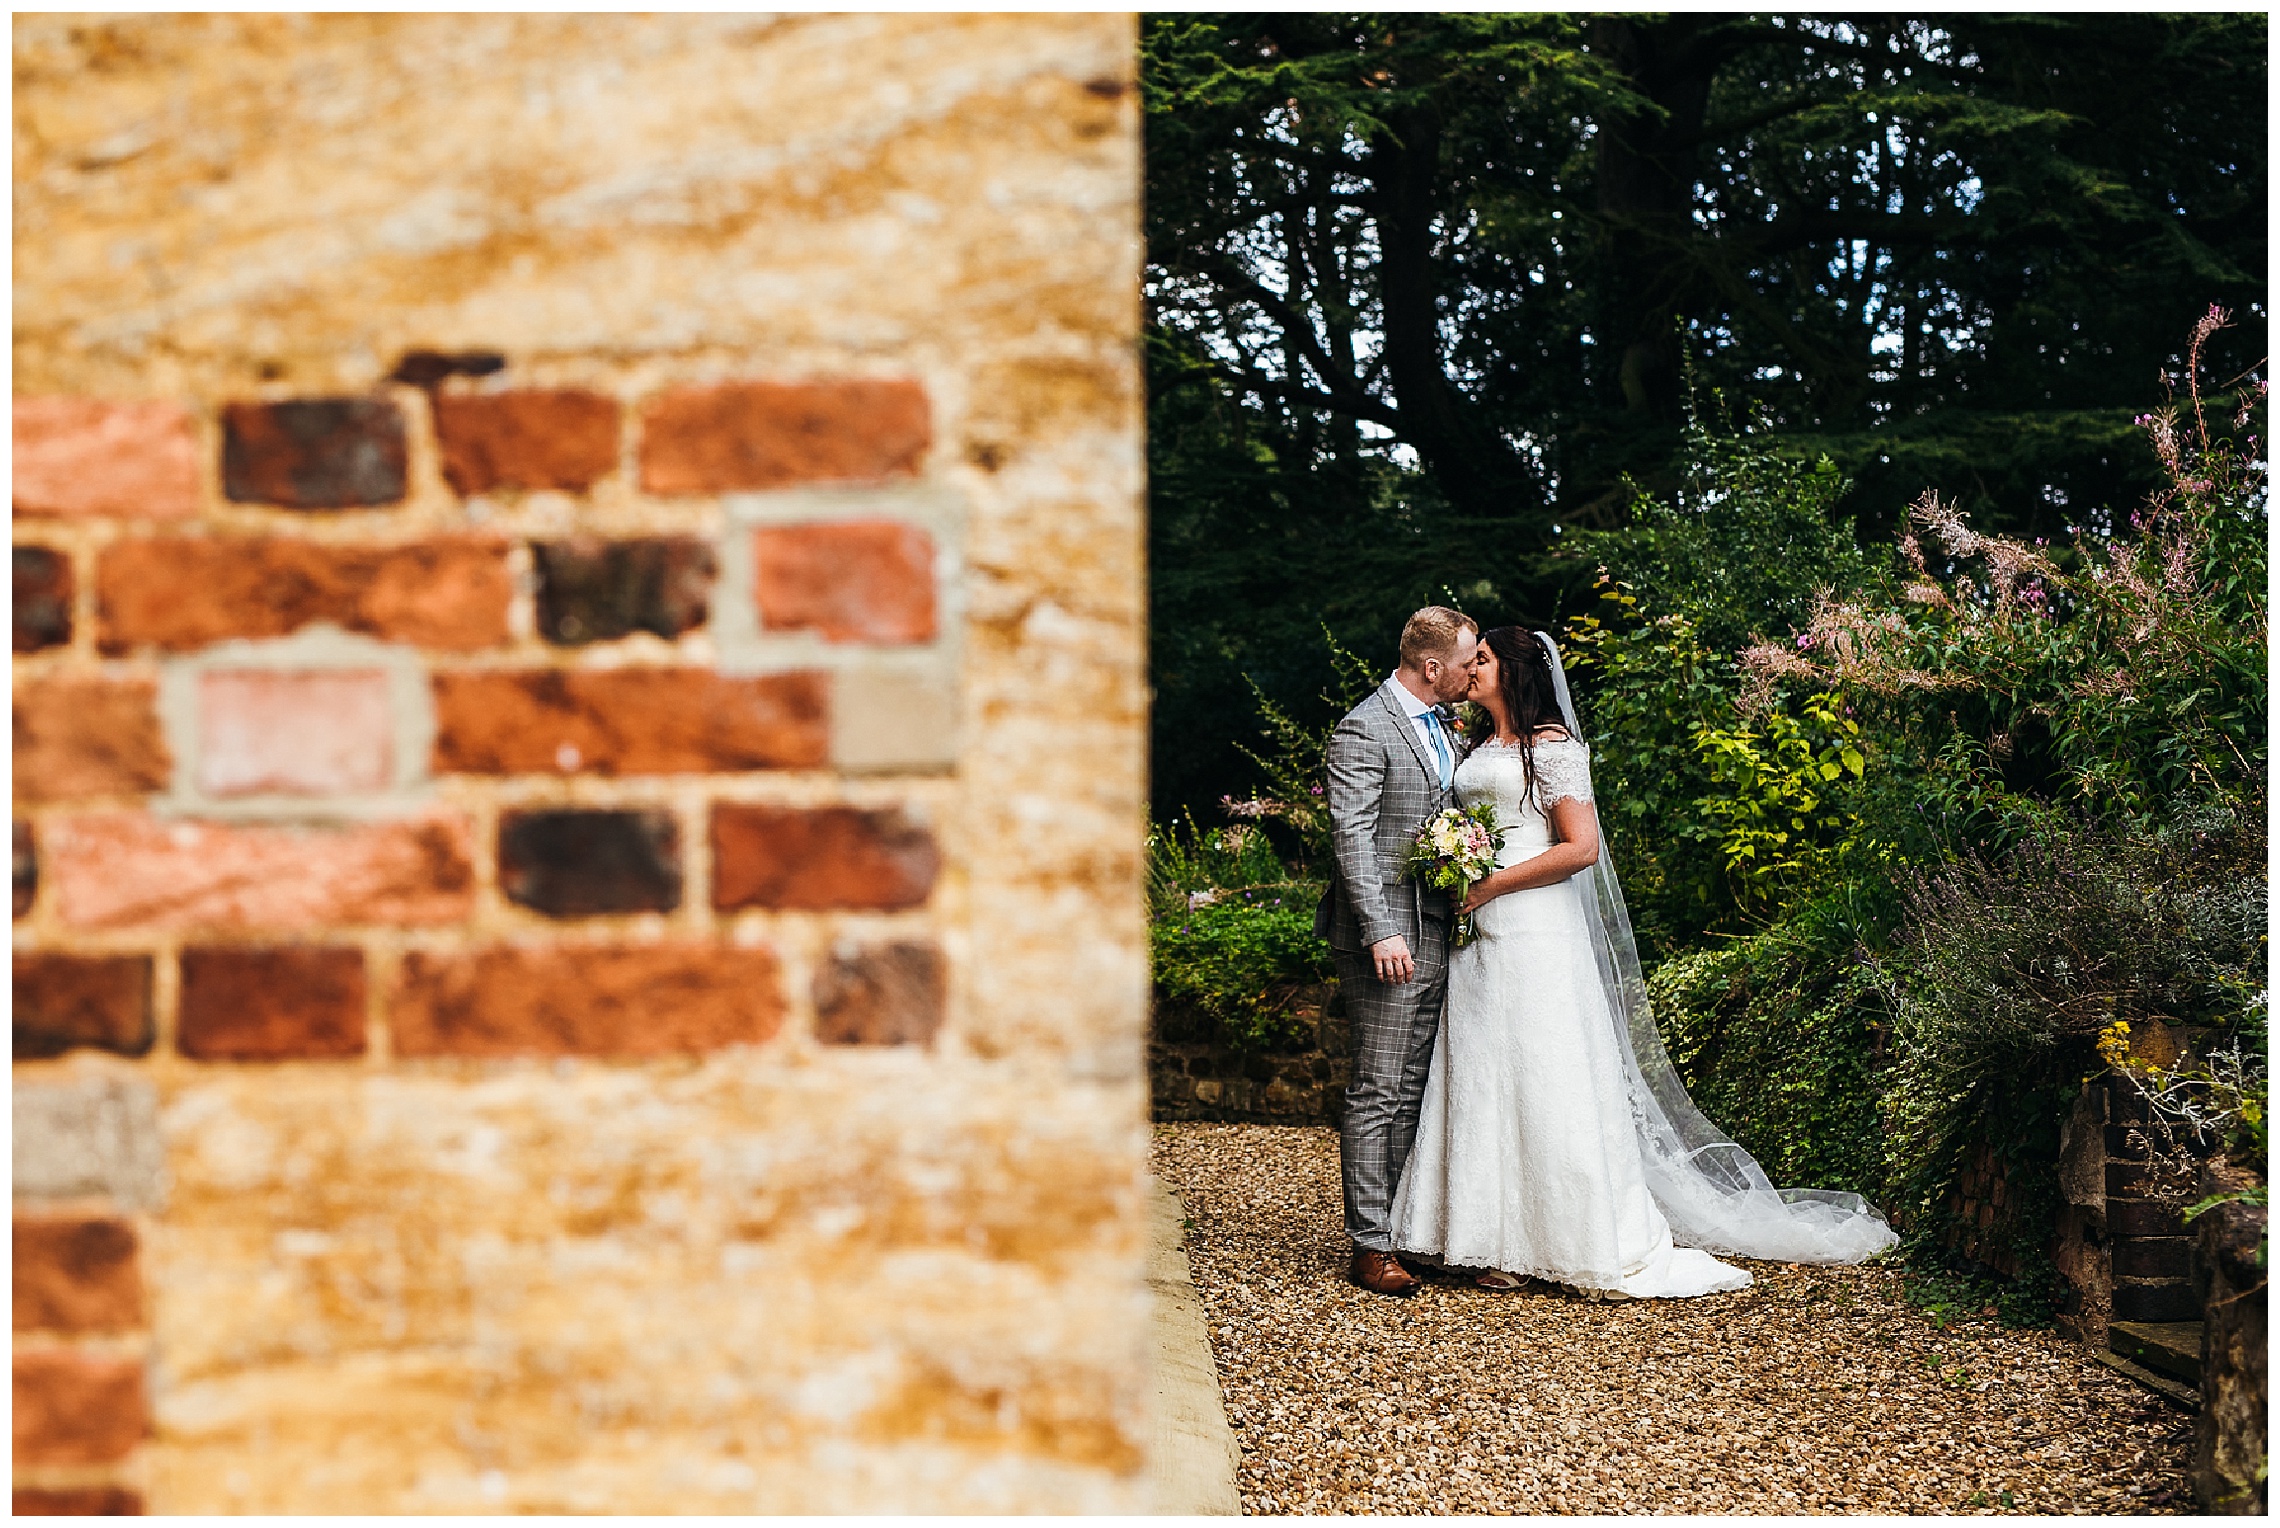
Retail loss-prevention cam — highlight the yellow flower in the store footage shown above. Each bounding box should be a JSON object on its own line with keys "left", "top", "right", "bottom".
{"left": 2094, "top": 1021, "right": 2133, "bottom": 1071}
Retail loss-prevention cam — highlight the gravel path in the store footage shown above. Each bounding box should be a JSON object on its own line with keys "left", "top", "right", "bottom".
{"left": 1154, "top": 1122, "right": 2196, "bottom": 1515}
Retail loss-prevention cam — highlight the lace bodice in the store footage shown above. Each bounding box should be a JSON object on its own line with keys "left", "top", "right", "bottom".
{"left": 1455, "top": 734, "right": 1594, "bottom": 859}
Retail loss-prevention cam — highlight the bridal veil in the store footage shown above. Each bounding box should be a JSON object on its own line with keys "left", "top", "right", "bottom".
{"left": 1534, "top": 629, "right": 1899, "bottom": 1264}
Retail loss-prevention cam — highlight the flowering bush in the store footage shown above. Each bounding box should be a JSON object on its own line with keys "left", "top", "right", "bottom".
{"left": 1571, "top": 312, "right": 2265, "bottom": 1315}
{"left": 1147, "top": 812, "right": 1331, "bottom": 1053}
{"left": 1751, "top": 306, "right": 2266, "bottom": 835}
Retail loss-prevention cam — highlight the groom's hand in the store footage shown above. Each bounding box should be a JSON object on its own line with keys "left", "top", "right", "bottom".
{"left": 1370, "top": 935, "right": 1415, "bottom": 984}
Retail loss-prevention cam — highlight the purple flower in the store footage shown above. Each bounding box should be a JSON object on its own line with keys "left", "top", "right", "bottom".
{"left": 1797, "top": 633, "right": 1813, "bottom": 649}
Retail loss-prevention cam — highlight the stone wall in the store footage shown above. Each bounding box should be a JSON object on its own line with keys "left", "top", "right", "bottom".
{"left": 1148, "top": 984, "right": 1350, "bottom": 1127}
{"left": 13, "top": 14, "right": 1146, "bottom": 1513}
{"left": 2051, "top": 1077, "right": 2211, "bottom": 1348}
{"left": 2188, "top": 1159, "right": 2267, "bottom": 1515}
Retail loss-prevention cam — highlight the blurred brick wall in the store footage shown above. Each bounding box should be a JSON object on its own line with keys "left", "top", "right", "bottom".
{"left": 13, "top": 14, "right": 1144, "bottom": 1512}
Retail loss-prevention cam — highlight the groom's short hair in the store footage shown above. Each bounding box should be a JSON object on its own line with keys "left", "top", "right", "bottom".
{"left": 1399, "top": 606, "right": 1478, "bottom": 668}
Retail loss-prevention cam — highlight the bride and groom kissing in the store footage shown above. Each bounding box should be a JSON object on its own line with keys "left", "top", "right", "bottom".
{"left": 1315, "top": 606, "right": 1897, "bottom": 1300}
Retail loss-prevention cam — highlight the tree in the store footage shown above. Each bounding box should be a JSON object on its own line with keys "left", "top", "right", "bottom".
{"left": 1146, "top": 12, "right": 2266, "bottom": 821}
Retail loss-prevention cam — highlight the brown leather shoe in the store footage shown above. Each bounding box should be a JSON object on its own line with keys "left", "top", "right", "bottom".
{"left": 1351, "top": 1248, "right": 1421, "bottom": 1296}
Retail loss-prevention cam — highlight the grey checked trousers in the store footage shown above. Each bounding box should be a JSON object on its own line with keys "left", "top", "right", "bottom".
{"left": 1334, "top": 921, "right": 1448, "bottom": 1251}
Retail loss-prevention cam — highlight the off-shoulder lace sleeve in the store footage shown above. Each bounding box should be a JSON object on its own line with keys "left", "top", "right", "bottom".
{"left": 1533, "top": 735, "right": 1595, "bottom": 806}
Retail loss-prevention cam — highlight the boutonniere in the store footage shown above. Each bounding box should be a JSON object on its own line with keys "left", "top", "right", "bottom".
{"left": 1449, "top": 700, "right": 1490, "bottom": 748}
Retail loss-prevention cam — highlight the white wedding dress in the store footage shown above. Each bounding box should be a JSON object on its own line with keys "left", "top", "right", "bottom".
{"left": 1389, "top": 735, "right": 1753, "bottom": 1298}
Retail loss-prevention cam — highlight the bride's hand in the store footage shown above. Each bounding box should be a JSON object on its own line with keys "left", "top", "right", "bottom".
{"left": 1459, "top": 873, "right": 1502, "bottom": 915}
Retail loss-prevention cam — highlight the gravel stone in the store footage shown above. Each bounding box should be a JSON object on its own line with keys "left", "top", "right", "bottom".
{"left": 1154, "top": 1122, "right": 2196, "bottom": 1515}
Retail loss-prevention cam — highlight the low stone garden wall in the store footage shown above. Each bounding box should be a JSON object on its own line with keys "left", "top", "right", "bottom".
{"left": 1148, "top": 982, "right": 1349, "bottom": 1126}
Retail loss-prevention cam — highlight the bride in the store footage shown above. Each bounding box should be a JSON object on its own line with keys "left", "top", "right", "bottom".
{"left": 1387, "top": 625, "right": 1897, "bottom": 1299}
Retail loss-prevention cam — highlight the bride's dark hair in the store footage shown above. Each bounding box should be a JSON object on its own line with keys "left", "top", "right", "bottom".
{"left": 1479, "top": 625, "right": 1567, "bottom": 806}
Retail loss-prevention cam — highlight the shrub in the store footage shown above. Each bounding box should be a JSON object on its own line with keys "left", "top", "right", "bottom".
{"left": 1146, "top": 815, "right": 1289, "bottom": 920}
{"left": 1876, "top": 807, "right": 2267, "bottom": 1298}
{"left": 1650, "top": 907, "right": 1888, "bottom": 1199}
{"left": 1150, "top": 889, "right": 1333, "bottom": 1052}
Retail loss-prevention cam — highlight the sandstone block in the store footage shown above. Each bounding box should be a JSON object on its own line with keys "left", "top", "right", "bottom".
{"left": 2112, "top": 1234, "right": 2191, "bottom": 1282}
{"left": 13, "top": 1217, "right": 142, "bottom": 1333}
{"left": 830, "top": 661, "right": 959, "bottom": 775}
{"left": 712, "top": 802, "right": 939, "bottom": 910}
{"left": 14, "top": 952, "right": 155, "bottom": 1060}
{"left": 755, "top": 520, "right": 937, "bottom": 644}
{"left": 639, "top": 380, "right": 930, "bottom": 494}
{"left": 13, "top": 1350, "right": 146, "bottom": 1465}
{"left": 433, "top": 388, "right": 620, "bottom": 495}
{"left": 534, "top": 537, "right": 714, "bottom": 645}
{"left": 15, "top": 820, "right": 38, "bottom": 919}
{"left": 2190, "top": 1160, "right": 2268, "bottom": 1514}
{"left": 2107, "top": 1198, "right": 2185, "bottom": 1237}
{"left": 221, "top": 398, "right": 408, "bottom": 509}
{"left": 13, "top": 678, "right": 172, "bottom": 804}
{"left": 499, "top": 809, "right": 682, "bottom": 917}
{"left": 12, "top": 1075, "right": 164, "bottom": 1211}
{"left": 12, "top": 1486, "right": 145, "bottom": 1515}
{"left": 45, "top": 812, "right": 474, "bottom": 932}
{"left": 433, "top": 668, "right": 827, "bottom": 775}
{"left": 12, "top": 398, "right": 200, "bottom": 521}
{"left": 392, "top": 944, "right": 783, "bottom": 1056}
{"left": 814, "top": 940, "right": 945, "bottom": 1046}
{"left": 2110, "top": 1281, "right": 2198, "bottom": 1323}
{"left": 2105, "top": 1160, "right": 2157, "bottom": 1198}
{"left": 197, "top": 669, "right": 395, "bottom": 798}
{"left": 15, "top": 545, "right": 74, "bottom": 652}
{"left": 97, "top": 535, "right": 512, "bottom": 653}
{"left": 178, "top": 945, "right": 368, "bottom": 1061}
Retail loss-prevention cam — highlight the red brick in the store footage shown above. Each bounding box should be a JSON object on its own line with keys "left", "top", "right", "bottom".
{"left": 711, "top": 803, "right": 939, "bottom": 910}
{"left": 12, "top": 399, "right": 200, "bottom": 521}
{"left": 178, "top": 945, "right": 367, "bottom": 1061}
{"left": 392, "top": 944, "right": 784, "bottom": 1057}
{"left": 221, "top": 397, "right": 407, "bottom": 509}
{"left": 534, "top": 537, "right": 714, "bottom": 646}
{"left": 198, "top": 669, "right": 394, "bottom": 798}
{"left": 814, "top": 940, "right": 945, "bottom": 1046}
{"left": 12, "top": 1485, "right": 145, "bottom": 1515}
{"left": 45, "top": 812, "right": 474, "bottom": 933}
{"left": 13, "top": 679, "right": 172, "bottom": 805}
{"left": 498, "top": 809, "right": 682, "bottom": 917}
{"left": 13, "top": 1217, "right": 141, "bottom": 1333}
{"left": 97, "top": 535, "right": 512, "bottom": 654}
{"left": 754, "top": 521, "right": 937, "bottom": 645}
{"left": 433, "top": 389, "right": 620, "bottom": 495}
{"left": 14, "top": 952, "right": 154, "bottom": 1060}
{"left": 13, "top": 1351, "right": 145, "bottom": 1465}
{"left": 15, "top": 545, "right": 75, "bottom": 652}
{"left": 639, "top": 379, "right": 930, "bottom": 494}
{"left": 14, "top": 820, "right": 35, "bottom": 919}
{"left": 433, "top": 669, "right": 828, "bottom": 776}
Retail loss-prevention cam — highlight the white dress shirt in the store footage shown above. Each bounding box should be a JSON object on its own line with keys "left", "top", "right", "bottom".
{"left": 1388, "top": 674, "right": 1453, "bottom": 788}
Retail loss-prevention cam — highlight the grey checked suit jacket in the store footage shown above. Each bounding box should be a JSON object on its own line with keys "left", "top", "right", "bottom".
{"left": 1313, "top": 677, "right": 1463, "bottom": 954}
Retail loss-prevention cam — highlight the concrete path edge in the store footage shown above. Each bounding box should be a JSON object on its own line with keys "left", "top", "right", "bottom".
{"left": 1145, "top": 1177, "right": 1243, "bottom": 1515}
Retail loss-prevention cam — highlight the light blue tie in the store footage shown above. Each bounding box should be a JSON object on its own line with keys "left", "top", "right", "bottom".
{"left": 1423, "top": 710, "right": 1452, "bottom": 789}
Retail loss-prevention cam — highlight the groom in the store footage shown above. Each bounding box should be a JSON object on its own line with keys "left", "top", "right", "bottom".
{"left": 1315, "top": 605, "right": 1479, "bottom": 1296}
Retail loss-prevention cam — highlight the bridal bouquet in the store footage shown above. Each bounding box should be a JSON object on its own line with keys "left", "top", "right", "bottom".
{"left": 1403, "top": 803, "right": 1504, "bottom": 947}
